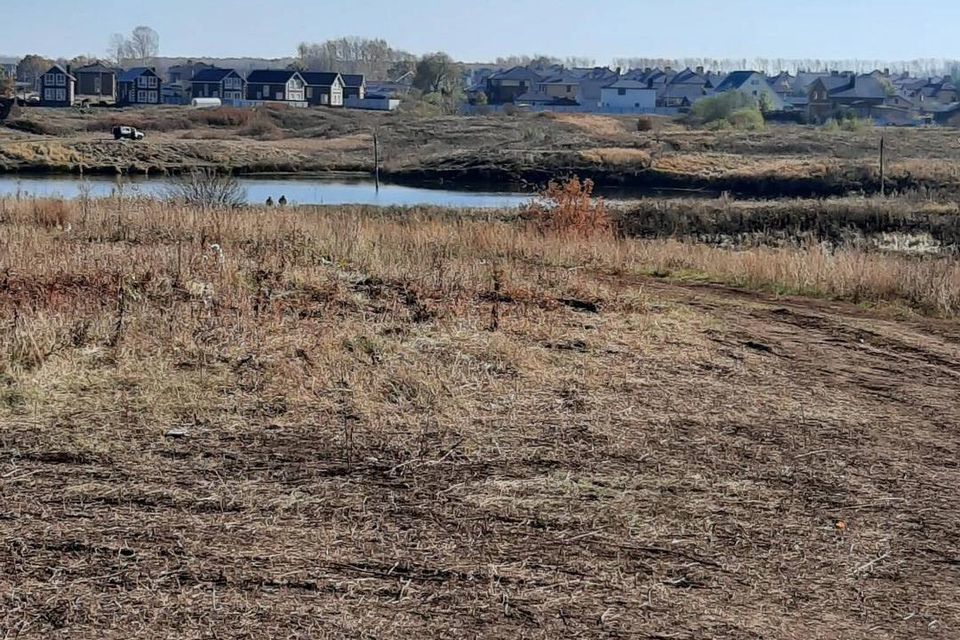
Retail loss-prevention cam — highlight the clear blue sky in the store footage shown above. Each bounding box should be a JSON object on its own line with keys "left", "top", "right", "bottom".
{"left": 3, "top": 0, "right": 958, "bottom": 62}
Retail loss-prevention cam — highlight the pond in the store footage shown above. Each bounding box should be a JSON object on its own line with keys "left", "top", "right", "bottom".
{"left": 0, "top": 174, "right": 536, "bottom": 209}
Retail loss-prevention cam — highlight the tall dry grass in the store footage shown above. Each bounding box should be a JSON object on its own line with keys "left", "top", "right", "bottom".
{"left": 0, "top": 196, "right": 957, "bottom": 316}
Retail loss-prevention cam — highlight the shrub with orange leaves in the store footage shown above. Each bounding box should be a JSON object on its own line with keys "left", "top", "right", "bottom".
{"left": 522, "top": 177, "right": 613, "bottom": 238}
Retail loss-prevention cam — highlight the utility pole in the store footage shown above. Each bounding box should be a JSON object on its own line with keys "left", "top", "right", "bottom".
{"left": 373, "top": 130, "right": 380, "bottom": 192}
{"left": 879, "top": 135, "right": 885, "bottom": 197}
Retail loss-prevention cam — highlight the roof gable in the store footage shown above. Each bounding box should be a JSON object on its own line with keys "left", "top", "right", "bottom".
{"left": 603, "top": 79, "right": 651, "bottom": 90}
{"left": 191, "top": 68, "right": 240, "bottom": 83}
{"left": 828, "top": 75, "right": 887, "bottom": 100}
{"left": 74, "top": 63, "right": 115, "bottom": 75}
{"left": 119, "top": 67, "right": 159, "bottom": 82}
{"left": 489, "top": 66, "right": 543, "bottom": 82}
{"left": 341, "top": 74, "right": 365, "bottom": 88}
{"left": 300, "top": 71, "right": 342, "bottom": 87}
{"left": 44, "top": 64, "right": 76, "bottom": 81}
{"left": 714, "top": 71, "right": 762, "bottom": 92}
{"left": 246, "top": 69, "right": 300, "bottom": 84}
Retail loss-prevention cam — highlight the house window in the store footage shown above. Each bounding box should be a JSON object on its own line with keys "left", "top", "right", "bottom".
{"left": 57, "top": 88, "right": 65, "bottom": 101}
{"left": 138, "top": 76, "right": 148, "bottom": 88}
{"left": 306, "top": 87, "right": 313, "bottom": 98}
{"left": 149, "top": 91, "right": 157, "bottom": 103}
{"left": 148, "top": 76, "right": 157, "bottom": 88}
{"left": 138, "top": 90, "right": 147, "bottom": 102}
{"left": 321, "top": 94, "right": 329, "bottom": 105}
{"left": 566, "top": 85, "right": 572, "bottom": 93}
{"left": 618, "top": 88, "right": 626, "bottom": 96}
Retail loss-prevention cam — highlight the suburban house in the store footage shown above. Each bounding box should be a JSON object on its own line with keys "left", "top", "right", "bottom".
{"left": 245, "top": 69, "right": 306, "bottom": 102}
{"left": 485, "top": 66, "right": 543, "bottom": 104}
{"left": 168, "top": 61, "right": 215, "bottom": 85}
{"left": 806, "top": 74, "right": 891, "bottom": 121}
{"left": 39, "top": 64, "right": 76, "bottom": 106}
{"left": 767, "top": 71, "right": 795, "bottom": 99}
{"left": 658, "top": 82, "right": 710, "bottom": 109}
{"left": 514, "top": 90, "right": 579, "bottom": 107}
{"left": 74, "top": 63, "right": 116, "bottom": 101}
{"left": 190, "top": 67, "right": 246, "bottom": 101}
{"left": 918, "top": 76, "right": 959, "bottom": 105}
{"left": 341, "top": 74, "right": 366, "bottom": 100}
{"left": 657, "top": 67, "right": 715, "bottom": 109}
{"left": 536, "top": 71, "right": 581, "bottom": 101}
{"left": 118, "top": 67, "right": 162, "bottom": 106}
{"left": 713, "top": 71, "right": 784, "bottom": 110}
{"left": 0, "top": 57, "right": 18, "bottom": 79}
{"left": 569, "top": 67, "right": 620, "bottom": 107}
{"left": 600, "top": 79, "right": 656, "bottom": 113}
{"left": 300, "top": 71, "right": 345, "bottom": 106}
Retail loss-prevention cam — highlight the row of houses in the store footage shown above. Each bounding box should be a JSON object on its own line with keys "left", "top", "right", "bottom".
{"left": 471, "top": 64, "right": 960, "bottom": 123}
{"left": 35, "top": 62, "right": 370, "bottom": 108}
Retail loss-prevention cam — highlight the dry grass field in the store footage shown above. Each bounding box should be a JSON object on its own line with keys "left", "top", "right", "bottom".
{"left": 4, "top": 107, "right": 960, "bottom": 195}
{"left": 1, "top": 195, "right": 959, "bottom": 638}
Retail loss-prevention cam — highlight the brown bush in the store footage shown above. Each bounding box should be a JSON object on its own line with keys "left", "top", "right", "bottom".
{"left": 637, "top": 116, "right": 655, "bottom": 132}
{"left": 31, "top": 199, "right": 72, "bottom": 229}
{"left": 522, "top": 177, "right": 613, "bottom": 238}
{"left": 187, "top": 107, "right": 254, "bottom": 128}
{"left": 239, "top": 114, "right": 283, "bottom": 139}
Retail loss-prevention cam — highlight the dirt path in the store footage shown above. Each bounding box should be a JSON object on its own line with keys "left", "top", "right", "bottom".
{"left": 1, "top": 274, "right": 958, "bottom": 638}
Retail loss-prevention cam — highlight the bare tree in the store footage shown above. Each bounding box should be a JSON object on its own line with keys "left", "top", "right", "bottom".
{"left": 107, "top": 33, "right": 133, "bottom": 65}
{"left": 296, "top": 37, "right": 414, "bottom": 79}
{"left": 164, "top": 169, "right": 247, "bottom": 209}
{"left": 129, "top": 26, "right": 160, "bottom": 63}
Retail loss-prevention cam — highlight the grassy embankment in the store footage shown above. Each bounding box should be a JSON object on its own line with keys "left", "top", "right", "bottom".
{"left": 3, "top": 107, "right": 960, "bottom": 195}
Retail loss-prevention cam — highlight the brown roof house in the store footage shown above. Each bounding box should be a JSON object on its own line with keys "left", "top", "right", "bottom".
{"left": 39, "top": 64, "right": 76, "bottom": 106}
{"left": 74, "top": 62, "right": 117, "bottom": 101}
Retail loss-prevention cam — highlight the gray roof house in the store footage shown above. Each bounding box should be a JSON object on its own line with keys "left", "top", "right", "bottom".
{"left": 39, "top": 64, "right": 76, "bottom": 106}
{"left": 485, "top": 66, "right": 543, "bottom": 104}
{"left": 246, "top": 69, "right": 306, "bottom": 102}
{"left": 713, "top": 71, "right": 784, "bottom": 110}
{"left": 190, "top": 67, "right": 245, "bottom": 102}
{"left": 341, "top": 74, "right": 366, "bottom": 100}
{"left": 570, "top": 67, "right": 621, "bottom": 106}
{"left": 74, "top": 62, "right": 117, "bottom": 100}
{"left": 536, "top": 70, "right": 583, "bottom": 102}
{"left": 807, "top": 74, "right": 898, "bottom": 122}
{"left": 118, "top": 67, "right": 162, "bottom": 106}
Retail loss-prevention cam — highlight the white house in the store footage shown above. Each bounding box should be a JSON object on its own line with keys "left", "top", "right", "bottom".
{"left": 600, "top": 80, "right": 657, "bottom": 113}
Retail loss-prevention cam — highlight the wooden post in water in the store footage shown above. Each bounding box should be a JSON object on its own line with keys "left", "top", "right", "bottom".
{"left": 879, "top": 135, "right": 885, "bottom": 197}
{"left": 373, "top": 131, "right": 380, "bottom": 193}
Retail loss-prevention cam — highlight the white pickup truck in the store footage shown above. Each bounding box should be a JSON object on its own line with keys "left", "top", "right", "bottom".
{"left": 112, "top": 125, "right": 145, "bottom": 141}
